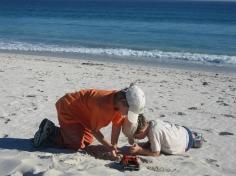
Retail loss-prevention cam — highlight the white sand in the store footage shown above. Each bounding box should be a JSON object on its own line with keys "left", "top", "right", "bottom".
{"left": 0, "top": 52, "right": 236, "bottom": 176}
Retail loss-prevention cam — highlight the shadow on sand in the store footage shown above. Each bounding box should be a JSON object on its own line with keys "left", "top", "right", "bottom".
{"left": 0, "top": 137, "right": 136, "bottom": 171}
{"left": 0, "top": 137, "right": 73, "bottom": 154}
{"left": 0, "top": 137, "right": 130, "bottom": 156}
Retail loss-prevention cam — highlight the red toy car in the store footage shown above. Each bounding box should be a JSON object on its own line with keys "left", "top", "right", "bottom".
{"left": 120, "top": 155, "right": 140, "bottom": 171}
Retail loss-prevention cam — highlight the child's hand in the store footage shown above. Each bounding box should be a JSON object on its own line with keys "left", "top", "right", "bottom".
{"left": 129, "top": 143, "right": 142, "bottom": 154}
{"left": 109, "top": 145, "right": 118, "bottom": 157}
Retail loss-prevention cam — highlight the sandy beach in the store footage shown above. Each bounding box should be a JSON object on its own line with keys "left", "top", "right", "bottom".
{"left": 0, "top": 52, "right": 236, "bottom": 176}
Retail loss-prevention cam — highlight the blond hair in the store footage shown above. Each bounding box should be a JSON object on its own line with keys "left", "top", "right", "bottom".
{"left": 135, "top": 114, "right": 148, "bottom": 134}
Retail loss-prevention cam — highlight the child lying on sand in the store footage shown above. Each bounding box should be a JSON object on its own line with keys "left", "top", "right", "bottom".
{"left": 128, "top": 114, "right": 203, "bottom": 157}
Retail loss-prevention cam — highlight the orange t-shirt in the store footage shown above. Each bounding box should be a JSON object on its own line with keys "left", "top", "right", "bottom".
{"left": 56, "top": 89, "right": 124, "bottom": 131}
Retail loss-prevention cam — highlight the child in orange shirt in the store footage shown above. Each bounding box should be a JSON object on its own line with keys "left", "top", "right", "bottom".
{"left": 33, "top": 85, "right": 145, "bottom": 157}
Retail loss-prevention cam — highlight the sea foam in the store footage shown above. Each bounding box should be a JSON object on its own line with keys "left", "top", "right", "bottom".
{"left": 0, "top": 41, "right": 236, "bottom": 65}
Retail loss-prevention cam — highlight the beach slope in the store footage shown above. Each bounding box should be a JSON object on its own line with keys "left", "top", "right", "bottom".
{"left": 0, "top": 53, "right": 236, "bottom": 176}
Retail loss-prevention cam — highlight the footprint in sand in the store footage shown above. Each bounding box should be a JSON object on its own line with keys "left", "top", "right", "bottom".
{"left": 201, "top": 92, "right": 209, "bottom": 95}
{"left": 26, "top": 94, "right": 36, "bottom": 98}
{"left": 188, "top": 107, "right": 198, "bottom": 110}
{"left": 38, "top": 79, "right": 45, "bottom": 82}
{"left": 139, "top": 157, "right": 153, "bottom": 164}
{"left": 37, "top": 155, "right": 53, "bottom": 160}
{"left": 160, "top": 114, "right": 165, "bottom": 118}
{"left": 146, "top": 165, "right": 176, "bottom": 173}
{"left": 0, "top": 133, "right": 9, "bottom": 138}
{"left": 181, "top": 161, "right": 196, "bottom": 169}
{"left": 219, "top": 132, "right": 234, "bottom": 136}
{"left": 202, "top": 129, "right": 212, "bottom": 134}
{"left": 148, "top": 108, "right": 154, "bottom": 112}
{"left": 82, "top": 62, "right": 104, "bottom": 66}
{"left": 10, "top": 164, "right": 43, "bottom": 176}
{"left": 177, "top": 112, "right": 186, "bottom": 116}
{"left": 43, "top": 96, "right": 48, "bottom": 102}
{"left": 220, "top": 102, "right": 229, "bottom": 106}
{"left": 216, "top": 100, "right": 223, "bottom": 103}
{"left": 202, "top": 82, "right": 209, "bottom": 86}
{"left": 205, "top": 158, "right": 220, "bottom": 168}
{"left": 0, "top": 116, "right": 11, "bottom": 124}
{"left": 3, "top": 134, "right": 9, "bottom": 138}
{"left": 223, "top": 114, "right": 236, "bottom": 118}
{"left": 37, "top": 89, "right": 44, "bottom": 93}
{"left": 4, "top": 118, "right": 10, "bottom": 124}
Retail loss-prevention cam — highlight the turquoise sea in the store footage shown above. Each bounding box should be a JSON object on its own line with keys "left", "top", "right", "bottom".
{"left": 0, "top": 0, "right": 236, "bottom": 66}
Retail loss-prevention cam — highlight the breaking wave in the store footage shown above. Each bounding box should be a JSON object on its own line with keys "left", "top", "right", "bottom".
{"left": 1, "top": 41, "right": 236, "bottom": 65}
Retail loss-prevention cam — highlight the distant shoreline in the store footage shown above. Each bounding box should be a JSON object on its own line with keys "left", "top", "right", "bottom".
{"left": 1, "top": 50, "right": 236, "bottom": 75}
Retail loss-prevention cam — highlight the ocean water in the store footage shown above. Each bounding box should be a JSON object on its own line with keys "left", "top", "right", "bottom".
{"left": 0, "top": 0, "right": 236, "bottom": 66}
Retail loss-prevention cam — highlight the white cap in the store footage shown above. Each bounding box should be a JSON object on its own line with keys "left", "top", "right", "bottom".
{"left": 121, "top": 85, "right": 145, "bottom": 144}
{"left": 126, "top": 85, "right": 145, "bottom": 124}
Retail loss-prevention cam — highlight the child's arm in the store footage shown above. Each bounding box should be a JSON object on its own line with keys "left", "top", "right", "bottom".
{"left": 111, "top": 124, "right": 121, "bottom": 148}
{"left": 129, "top": 143, "right": 160, "bottom": 157}
{"left": 92, "top": 130, "right": 117, "bottom": 155}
